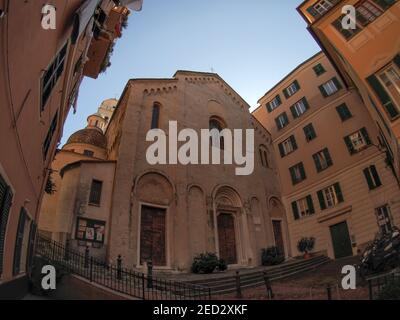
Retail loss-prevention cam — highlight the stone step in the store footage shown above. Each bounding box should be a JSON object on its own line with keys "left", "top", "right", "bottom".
{"left": 188, "top": 256, "right": 330, "bottom": 295}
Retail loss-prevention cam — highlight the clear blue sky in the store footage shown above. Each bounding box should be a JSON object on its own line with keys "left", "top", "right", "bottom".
{"left": 61, "top": 0, "right": 320, "bottom": 144}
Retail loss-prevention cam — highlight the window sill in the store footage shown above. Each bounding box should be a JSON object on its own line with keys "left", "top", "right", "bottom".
{"left": 88, "top": 203, "right": 101, "bottom": 207}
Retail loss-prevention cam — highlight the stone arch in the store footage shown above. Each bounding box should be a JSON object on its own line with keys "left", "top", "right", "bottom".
{"left": 134, "top": 170, "right": 175, "bottom": 205}
{"left": 213, "top": 185, "right": 242, "bottom": 208}
{"left": 188, "top": 185, "right": 208, "bottom": 259}
{"left": 268, "top": 196, "right": 285, "bottom": 218}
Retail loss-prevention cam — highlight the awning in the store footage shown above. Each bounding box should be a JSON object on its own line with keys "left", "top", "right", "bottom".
{"left": 71, "top": 0, "right": 101, "bottom": 44}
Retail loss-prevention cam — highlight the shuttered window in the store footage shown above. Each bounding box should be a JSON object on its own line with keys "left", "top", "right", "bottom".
{"left": 313, "top": 148, "right": 333, "bottom": 172}
{"left": 303, "top": 123, "right": 317, "bottom": 142}
{"left": 317, "top": 183, "right": 344, "bottom": 210}
{"left": 89, "top": 180, "right": 103, "bottom": 206}
{"left": 319, "top": 77, "right": 342, "bottom": 97}
{"left": 278, "top": 135, "right": 297, "bottom": 157}
{"left": 313, "top": 63, "right": 326, "bottom": 76}
{"left": 291, "top": 195, "right": 315, "bottom": 221}
{"left": 283, "top": 80, "right": 300, "bottom": 98}
{"left": 290, "top": 97, "right": 310, "bottom": 119}
{"left": 343, "top": 127, "right": 371, "bottom": 154}
{"left": 363, "top": 165, "right": 382, "bottom": 190}
{"left": 26, "top": 222, "right": 37, "bottom": 274}
{"left": 275, "top": 112, "right": 289, "bottom": 130}
{"left": 289, "top": 162, "right": 306, "bottom": 185}
{"left": 336, "top": 103, "right": 353, "bottom": 121}
{"left": 332, "top": 15, "right": 362, "bottom": 40}
{"left": 43, "top": 111, "right": 59, "bottom": 159}
{"left": 266, "top": 95, "right": 282, "bottom": 112}
{"left": 13, "top": 208, "right": 28, "bottom": 275}
{"left": 367, "top": 74, "right": 399, "bottom": 119}
{"left": 0, "top": 175, "right": 13, "bottom": 275}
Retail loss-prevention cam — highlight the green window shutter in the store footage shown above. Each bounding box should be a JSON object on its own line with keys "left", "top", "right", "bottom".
{"left": 370, "top": 165, "right": 382, "bottom": 187}
{"left": 366, "top": 75, "right": 399, "bottom": 119}
{"left": 344, "top": 136, "right": 356, "bottom": 155}
{"left": 290, "top": 135, "right": 298, "bottom": 150}
{"left": 336, "top": 103, "right": 352, "bottom": 121}
{"left": 313, "top": 153, "right": 322, "bottom": 172}
{"left": 290, "top": 106, "right": 298, "bottom": 119}
{"left": 360, "top": 127, "right": 372, "bottom": 145}
{"left": 26, "top": 222, "right": 37, "bottom": 273}
{"left": 317, "top": 190, "right": 327, "bottom": 210}
{"left": 13, "top": 208, "right": 27, "bottom": 276}
{"left": 363, "top": 167, "right": 375, "bottom": 190}
{"left": 324, "top": 148, "right": 333, "bottom": 167}
{"left": 302, "top": 97, "right": 310, "bottom": 110}
{"left": 299, "top": 163, "right": 306, "bottom": 180}
{"left": 332, "top": 77, "right": 343, "bottom": 90}
{"left": 0, "top": 177, "right": 13, "bottom": 275}
{"left": 289, "top": 167, "right": 296, "bottom": 184}
{"left": 275, "top": 117, "right": 282, "bottom": 130}
{"left": 291, "top": 201, "right": 300, "bottom": 220}
{"left": 266, "top": 103, "right": 272, "bottom": 113}
{"left": 319, "top": 84, "right": 328, "bottom": 98}
{"left": 278, "top": 142, "right": 285, "bottom": 158}
{"left": 304, "top": 124, "right": 316, "bottom": 141}
{"left": 394, "top": 54, "right": 400, "bottom": 68}
{"left": 334, "top": 183, "right": 344, "bottom": 203}
{"left": 294, "top": 80, "right": 300, "bottom": 90}
{"left": 283, "top": 88, "right": 289, "bottom": 99}
{"left": 276, "top": 94, "right": 282, "bottom": 105}
{"left": 306, "top": 195, "right": 315, "bottom": 214}
{"left": 306, "top": 6, "right": 319, "bottom": 17}
{"left": 283, "top": 112, "right": 289, "bottom": 125}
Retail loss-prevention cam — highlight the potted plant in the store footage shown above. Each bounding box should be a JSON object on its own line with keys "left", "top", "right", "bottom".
{"left": 297, "top": 237, "right": 315, "bottom": 259}
{"left": 261, "top": 246, "right": 285, "bottom": 266}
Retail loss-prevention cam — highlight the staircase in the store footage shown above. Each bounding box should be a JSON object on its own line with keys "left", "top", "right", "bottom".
{"left": 188, "top": 255, "right": 331, "bottom": 295}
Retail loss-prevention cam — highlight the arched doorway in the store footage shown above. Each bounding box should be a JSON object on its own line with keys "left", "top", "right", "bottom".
{"left": 217, "top": 213, "right": 237, "bottom": 264}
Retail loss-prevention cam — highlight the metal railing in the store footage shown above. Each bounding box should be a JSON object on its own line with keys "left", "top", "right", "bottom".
{"left": 35, "top": 234, "right": 211, "bottom": 300}
{"left": 366, "top": 270, "right": 400, "bottom": 300}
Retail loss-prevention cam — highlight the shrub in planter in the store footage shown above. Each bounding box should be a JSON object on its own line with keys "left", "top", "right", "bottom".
{"left": 191, "top": 252, "right": 220, "bottom": 274}
{"left": 377, "top": 278, "right": 400, "bottom": 300}
{"left": 261, "top": 246, "right": 285, "bottom": 266}
{"left": 297, "top": 237, "right": 315, "bottom": 258}
{"left": 217, "top": 258, "right": 228, "bottom": 271}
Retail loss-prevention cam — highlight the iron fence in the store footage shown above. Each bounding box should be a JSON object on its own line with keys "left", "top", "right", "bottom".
{"left": 366, "top": 270, "right": 400, "bottom": 300}
{"left": 35, "top": 234, "right": 211, "bottom": 300}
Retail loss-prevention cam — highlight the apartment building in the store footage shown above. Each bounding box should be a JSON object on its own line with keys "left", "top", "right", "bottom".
{"left": 0, "top": 0, "right": 133, "bottom": 298}
{"left": 253, "top": 52, "right": 400, "bottom": 259}
{"left": 297, "top": 0, "right": 400, "bottom": 183}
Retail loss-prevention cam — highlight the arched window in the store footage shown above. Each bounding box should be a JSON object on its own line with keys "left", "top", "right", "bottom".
{"left": 259, "top": 146, "right": 269, "bottom": 168}
{"left": 151, "top": 103, "right": 161, "bottom": 129}
{"left": 209, "top": 117, "right": 226, "bottom": 149}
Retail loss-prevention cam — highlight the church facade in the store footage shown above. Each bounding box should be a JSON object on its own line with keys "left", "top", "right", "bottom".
{"left": 39, "top": 72, "right": 288, "bottom": 272}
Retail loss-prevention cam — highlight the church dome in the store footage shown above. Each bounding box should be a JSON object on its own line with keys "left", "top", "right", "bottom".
{"left": 65, "top": 128, "right": 107, "bottom": 149}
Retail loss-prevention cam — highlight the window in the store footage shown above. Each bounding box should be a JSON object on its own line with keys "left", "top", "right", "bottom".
{"left": 317, "top": 183, "right": 344, "bottom": 210}
{"left": 367, "top": 61, "right": 400, "bottom": 119}
{"left": 275, "top": 112, "right": 289, "bottom": 130}
{"left": 84, "top": 150, "right": 94, "bottom": 157}
{"left": 313, "top": 63, "right": 326, "bottom": 76}
{"left": 41, "top": 43, "right": 68, "bottom": 111}
{"left": 336, "top": 103, "right": 353, "bottom": 121}
{"left": 313, "top": 0, "right": 339, "bottom": 15}
{"left": 332, "top": 16, "right": 361, "bottom": 40}
{"left": 278, "top": 135, "right": 297, "bottom": 157}
{"left": 259, "top": 147, "right": 269, "bottom": 168}
{"left": 89, "top": 180, "right": 103, "bottom": 206}
{"left": 13, "top": 208, "right": 31, "bottom": 275}
{"left": 290, "top": 97, "right": 309, "bottom": 119}
{"left": 375, "top": 205, "right": 393, "bottom": 235}
{"left": 344, "top": 127, "right": 371, "bottom": 154}
{"left": 151, "top": 103, "right": 160, "bottom": 129}
{"left": 0, "top": 175, "right": 13, "bottom": 275}
{"left": 289, "top": 162, "right": 306, "bottom": 185}
{"left": 76, "top": 218, "right": 106, "bottom": 243}
{"left": 356, "top": 0, "right": 384, "bottom": 26}
{"left": 303, "top": 123, "right": 317, "bottom": 142}
{"left": 43, "top": 111, "right": 58, "bottom": 160}
{"left": 266, "top": 95, "right": 282, "bottom": 112}
{"left": 209, "top": 117, "right": 226, "bottom": 149}
{"left": 363, "top": 165, "right": 382, "bottom": 190}
{"left": 283, "top": 80, "right": 300, "bottom": 98}
{"left": 291, "top": 195, "right": 315, "bottom": 220}
{"left": 319, "top": 77, "right": 342, "bottom": 97}
{"left": 313, "top": 148, "right": 333, "bottom": 172}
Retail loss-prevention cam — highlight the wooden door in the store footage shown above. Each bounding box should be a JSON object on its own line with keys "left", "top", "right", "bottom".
{"left": 217, "top": 213, "right": 237, "bottom": 264}
{"left": 140, "top": 206, "right": 166, "bottom": 266}
{"left": 272, "top": 220, "right": 285, "bottom": 256}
